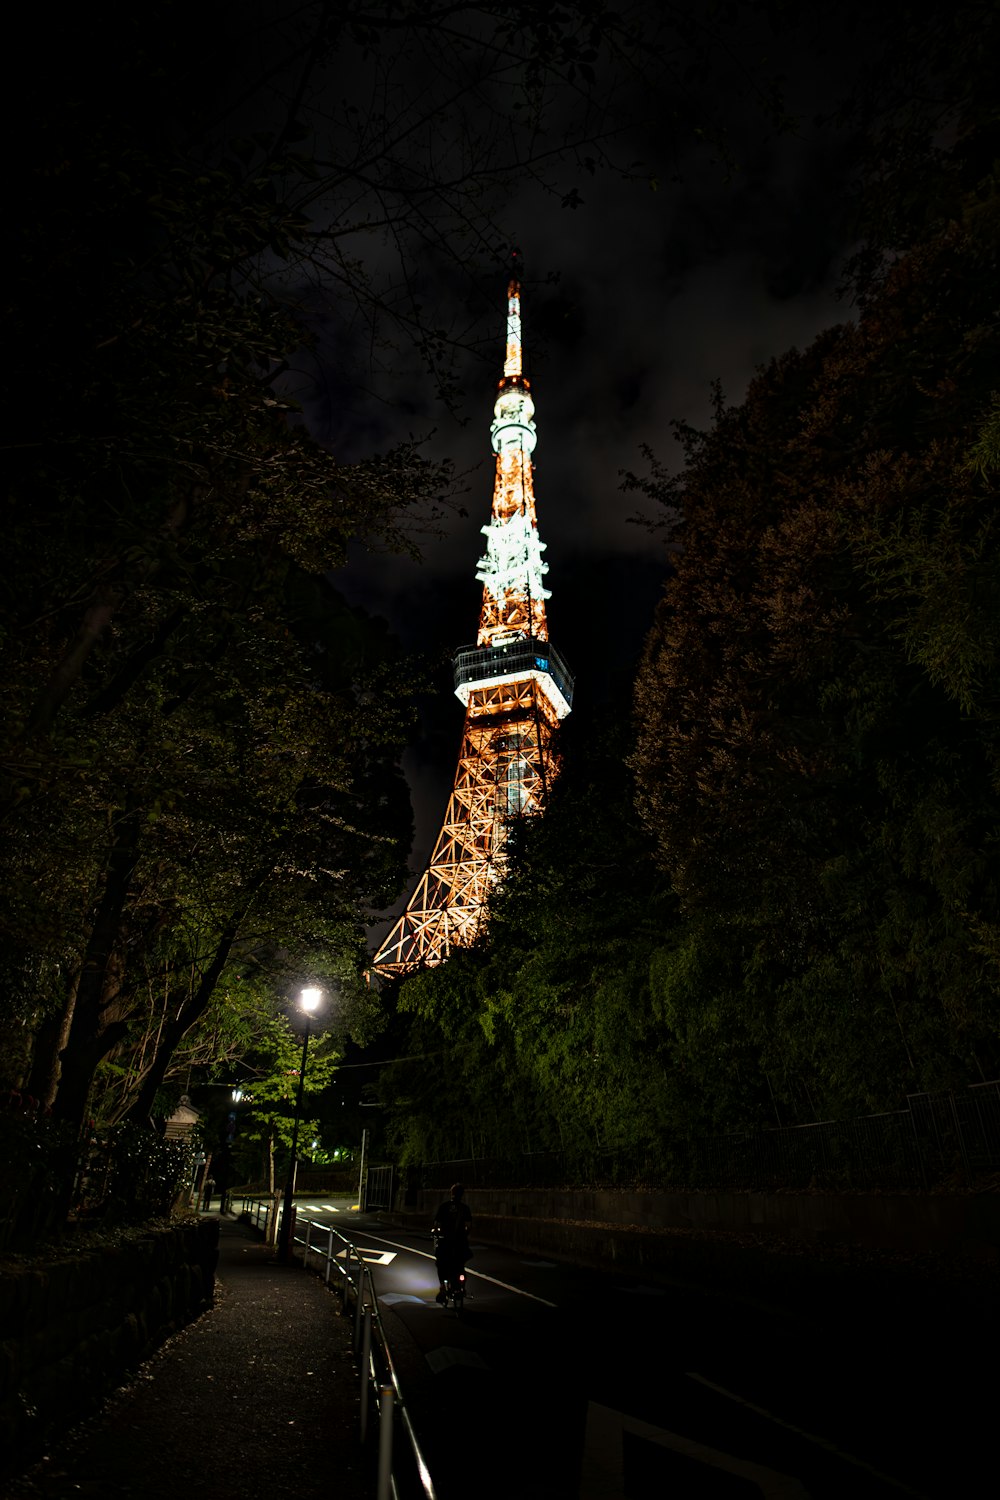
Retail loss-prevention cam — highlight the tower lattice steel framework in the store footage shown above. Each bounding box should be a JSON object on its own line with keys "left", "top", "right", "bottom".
{"left": 373, "top": 258, "right": 573, "bottom": 975}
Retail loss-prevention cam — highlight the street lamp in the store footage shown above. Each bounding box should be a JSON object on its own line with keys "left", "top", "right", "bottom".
{"left": 276, "top": 986, "right": 323, "bottom": 1262}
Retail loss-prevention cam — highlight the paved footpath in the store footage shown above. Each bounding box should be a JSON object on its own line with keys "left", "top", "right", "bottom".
{"left": 2, "top": 1213, "right": 369, "bottom": 1500}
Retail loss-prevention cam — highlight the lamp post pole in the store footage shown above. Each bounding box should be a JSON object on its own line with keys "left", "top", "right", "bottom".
{"left": 277, "top": 988, "right": 322, "bottom": 1263}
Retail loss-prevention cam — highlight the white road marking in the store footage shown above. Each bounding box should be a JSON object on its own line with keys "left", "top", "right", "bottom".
{"left": 579, "top": 1401, "right": 808, "bottom": 1499}
{"left": 350, "top": 1230, "right": 558, "bottom": 1307}
{"left": 334, "top": 1246, "right": 397, "bottom": 1265}
{"left": 687, "top": 1373, "right": 930, "bottom": 1497}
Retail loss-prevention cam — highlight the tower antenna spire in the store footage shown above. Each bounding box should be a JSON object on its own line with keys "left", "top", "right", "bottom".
{"left": 504, "top": 247, "right": 524, "bottom": 379}
{"left": 372, "top": 258, "right": 574, "bottom": 975}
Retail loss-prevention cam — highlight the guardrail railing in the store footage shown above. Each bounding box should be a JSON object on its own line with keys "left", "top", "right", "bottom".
{"left": 239, "top": 1196, "right": 436, "bottom": 1500}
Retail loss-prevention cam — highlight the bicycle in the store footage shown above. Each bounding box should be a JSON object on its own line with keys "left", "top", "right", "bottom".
{"left": 433, "top": 1234, "right": 467, "bottom": 1315}
{"left": 441, "top": 1266, "right": 466, "bottom": 1314}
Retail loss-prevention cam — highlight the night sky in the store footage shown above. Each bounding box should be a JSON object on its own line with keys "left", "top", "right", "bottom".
{"left": 258, "top": 4, "right": 872, "bottom": 923}
{"left": 14, "top": 1, "right": 884, "bottom": 926}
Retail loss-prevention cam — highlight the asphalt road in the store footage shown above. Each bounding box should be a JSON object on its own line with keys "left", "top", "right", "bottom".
{"left": 292, "top": 1203, "right": 988, "bottom": 1500}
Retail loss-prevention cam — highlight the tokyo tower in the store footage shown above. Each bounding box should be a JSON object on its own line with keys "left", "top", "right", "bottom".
{"left": 373, "top": 255, "right": 573, "bottom": 975}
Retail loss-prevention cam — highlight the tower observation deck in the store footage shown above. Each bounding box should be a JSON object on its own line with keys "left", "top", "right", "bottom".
{"left": 372, "top": 255, "right": 573, "bottom": 975}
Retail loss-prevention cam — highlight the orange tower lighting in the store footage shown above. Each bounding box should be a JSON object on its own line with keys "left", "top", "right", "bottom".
{"left": 373, "top": 254, "right": 574, "bottom": 975}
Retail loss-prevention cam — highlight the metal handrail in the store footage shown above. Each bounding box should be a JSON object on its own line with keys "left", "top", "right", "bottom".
{"left": 239, "top": 1197, "right": 437, "bottom": 1500}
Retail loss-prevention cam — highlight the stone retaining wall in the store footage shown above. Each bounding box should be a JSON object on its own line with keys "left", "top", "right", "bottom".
{"left": 402, "top": 1185, "right": 1000, "bottom": 1251}
{"left": 385, "top": 1189, "right": 999, "bottom": 1320}
{"left": 0, "top": 1218, "right": 219, "bottom": 1477}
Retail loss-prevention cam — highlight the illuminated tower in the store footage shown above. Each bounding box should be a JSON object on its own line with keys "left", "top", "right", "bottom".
{"left": 373, "top": 255, "right": 573, "bottom": 975}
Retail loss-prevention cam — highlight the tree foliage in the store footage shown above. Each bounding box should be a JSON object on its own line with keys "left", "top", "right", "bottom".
{"left": 380, "top": 718, "right": 680, "bottom": 1162}
{"left": 10, "top": 1, "right": 998, "bottom": 1189}
{"left": 382, "top": 21, "right": 1000, "bottom": 1161}
{"left": 232, "top": 1015, "right": 342, "bottom": 1188}
{"left": 0, "top": 6, "right": 455, "bottom": 1136}
{"left": 631, "top": 155, "right": 1000, "bottom": 1120}
{"left": 8, "top": 0, "right": 770, "bottom": 1162}
{"left": 0, "top": 0, "right": 828, "bottom": 1182}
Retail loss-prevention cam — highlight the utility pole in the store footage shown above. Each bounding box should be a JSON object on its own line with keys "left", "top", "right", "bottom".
{"left": 357, "top": 1127, "right": 368, "bottom": 1213}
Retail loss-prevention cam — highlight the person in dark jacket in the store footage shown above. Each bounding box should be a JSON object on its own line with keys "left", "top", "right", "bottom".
{"left": 431, "top": 1182, "right": 471, "bottom": 1302}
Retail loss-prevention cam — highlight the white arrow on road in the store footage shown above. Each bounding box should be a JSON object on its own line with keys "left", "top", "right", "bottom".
{"left": 337, "top": 1247, "right": 397, "bottom": 1266}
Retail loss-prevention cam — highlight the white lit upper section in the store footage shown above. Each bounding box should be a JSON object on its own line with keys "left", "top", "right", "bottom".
{"left": 490, "top": 383, "right": 537, "bottom": 456}
{"left": 492, "top": 270, "right": 537, "bottom": 455}
{"left": 476, "top": 509, "right": 551, "bottom": 603}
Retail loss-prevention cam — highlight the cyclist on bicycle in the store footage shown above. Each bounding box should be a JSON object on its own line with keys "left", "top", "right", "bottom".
{"left": 432, "top": 1182, "right": 471, "bottom": 1303}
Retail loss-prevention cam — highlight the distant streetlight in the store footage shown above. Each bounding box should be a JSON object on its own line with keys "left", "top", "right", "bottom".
{"left": 276, "top": 987, "right": 323, "bottom": 1262}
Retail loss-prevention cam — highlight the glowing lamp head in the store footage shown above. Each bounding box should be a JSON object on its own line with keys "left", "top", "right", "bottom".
{"left": 300, "top": 987, "right": 322, "bottom": 1014}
